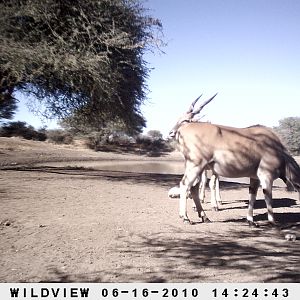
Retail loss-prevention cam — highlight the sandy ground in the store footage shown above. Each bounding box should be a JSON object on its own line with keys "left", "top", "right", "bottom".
{"left": 0, "top": 137, "right": 299, "bottom": 283}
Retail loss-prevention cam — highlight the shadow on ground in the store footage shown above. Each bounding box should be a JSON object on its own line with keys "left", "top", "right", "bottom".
{"left": 3, "top": 165, "right": 300, "bottom": 283}
{"left": 38, "top": 224, "right": 300, "bottom": 283}
{"left": 225, "top": 212, "right": 300, "bottom": 225}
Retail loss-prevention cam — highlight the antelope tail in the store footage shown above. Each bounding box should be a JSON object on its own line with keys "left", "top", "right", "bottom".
{"left": 283, "top": 151, "right": 300, "bottom": 195}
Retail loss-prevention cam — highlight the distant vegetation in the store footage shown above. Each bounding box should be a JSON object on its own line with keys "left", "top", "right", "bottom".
{"left": 274, "top": 117, "right": 300, "bottom": 155}
{"left": 0, "top": 121, "right": 172, "bottom": 156}
{"left": 1, "top": 116, "right": 299, "bottom": 156}
{"left": 0, "top": 121, "right": 47, "bottom": 141}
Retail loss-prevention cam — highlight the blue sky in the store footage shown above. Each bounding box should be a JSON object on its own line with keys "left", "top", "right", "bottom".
{"left": 143, "top": 0, "right": 300, "bottom": 136}
{"left": 13, "top": 0, "right": 300, "bottom": 136}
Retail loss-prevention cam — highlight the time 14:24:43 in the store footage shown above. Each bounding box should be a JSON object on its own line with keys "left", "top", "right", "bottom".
{"left": 212, "top": 288, "right": 289, "bottom": 298}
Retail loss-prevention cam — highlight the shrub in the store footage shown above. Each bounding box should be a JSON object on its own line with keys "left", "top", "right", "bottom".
{"left": 274, "top": 117, "right": 300, "bottom": 155}
{"left": 136, "top": 134, "right": 152, "bottom": 147}
{"left": 108, "top": 132, "right": 135, "bottom": 145}
{"left": 0, "top": 121, "right": 47, "bottom": 141}
{"left": 147, "top": 130, "right": 163, "bottom": 140}
{"left": 47, "top": 129, "right": 73, "bottom": 144}
{"left": 85, "top": 131, "right": 106, "bottom": 150}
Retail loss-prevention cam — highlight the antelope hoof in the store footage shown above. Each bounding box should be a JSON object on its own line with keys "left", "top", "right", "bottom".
{"left": 202, "top": 216, "right": 211, "bottom": 223}
{"left": 183, "top": 218, "right": 191, "bottom": 224}
{"left": 268, "top": 221, "right": 279, "bottom": 227}
{"left": 285, "top": 233, "right": 297, "bottom": 241}
{"left": 247, "top": 220, "right": 259, "bottom": 228}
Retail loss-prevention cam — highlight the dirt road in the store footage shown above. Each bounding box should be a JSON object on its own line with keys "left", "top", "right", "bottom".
{"left": 0, "top": 137, "right": 299, "bottom": 282}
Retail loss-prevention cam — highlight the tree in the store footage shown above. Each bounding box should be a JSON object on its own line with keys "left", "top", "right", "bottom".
{"left": 0, "top": 0, "right": 164, "bottom": 132}
{"left": 274, "top": 117, "right": 300, "bottom": 155}
{"left": 0, "top": 88, "right": 18, "bottom": 121}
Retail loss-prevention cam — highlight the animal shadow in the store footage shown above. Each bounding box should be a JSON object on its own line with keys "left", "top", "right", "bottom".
{"left": 254, "top": 198, "right": 297, "bottom": 209}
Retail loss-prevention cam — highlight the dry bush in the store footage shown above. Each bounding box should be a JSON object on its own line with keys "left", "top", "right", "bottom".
{"left": 46, "top": 129, "right": 73, "bottom": 144}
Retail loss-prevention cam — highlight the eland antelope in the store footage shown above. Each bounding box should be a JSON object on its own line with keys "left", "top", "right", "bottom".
{"left": 199, "top": 171, "right": 222, "bottom": 209}
{"left": 169, "top": 94, "right": 300, "bottom": 226}
{"left": 168, "top": 159, "right": 222, "bottom": 211}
